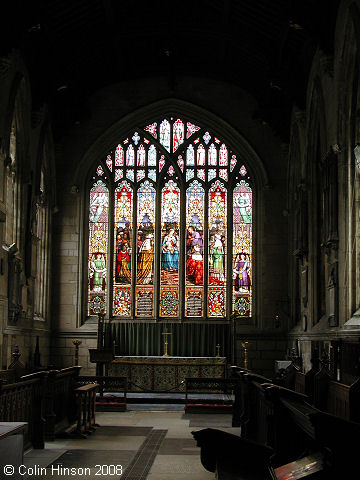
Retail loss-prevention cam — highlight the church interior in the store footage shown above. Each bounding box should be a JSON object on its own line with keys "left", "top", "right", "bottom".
{"left": 1, "top": 0, "right": 360, "bottom": 478}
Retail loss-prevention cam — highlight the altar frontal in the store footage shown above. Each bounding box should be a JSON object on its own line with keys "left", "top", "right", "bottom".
{"left": 106, "top": 355, "right": 226, "bottom": 392}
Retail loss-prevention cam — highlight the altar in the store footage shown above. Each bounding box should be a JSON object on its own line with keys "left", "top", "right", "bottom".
{"left": 106, "top": 356, "right": 226, "bottom": 392}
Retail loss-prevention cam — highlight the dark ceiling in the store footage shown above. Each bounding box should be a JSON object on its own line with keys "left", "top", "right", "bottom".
{"left": 2, "top": 0, "right": 339, "bottom": 139}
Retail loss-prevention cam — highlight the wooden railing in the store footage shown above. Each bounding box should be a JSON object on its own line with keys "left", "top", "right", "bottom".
{"left": 0, "top": 366, "right": 82, "bottom": 448}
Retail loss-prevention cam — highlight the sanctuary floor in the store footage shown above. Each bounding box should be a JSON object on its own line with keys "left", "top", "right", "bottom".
{"left": 23, "top": 408, "right": 240, "bottom": 480}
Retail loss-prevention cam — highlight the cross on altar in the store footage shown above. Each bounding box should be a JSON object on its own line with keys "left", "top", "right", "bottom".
{"left": 162, "top": 328, "right": 172, "bottom": 357}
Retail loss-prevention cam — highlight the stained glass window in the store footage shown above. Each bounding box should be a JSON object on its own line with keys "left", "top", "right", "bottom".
{"left": 87, "top": 116, "right": 253, "bottom": 320}
{"left": 160, "top": 180, "right": 180, "bottom": 317}
{"left": 186, "top": 181, "right": 204, "bottom": 317}
{"left": 113, "top": 181, "right": 133, "bottom": 316}
{"left": 136, "top": 181, "right": 156, "bottom": 317}
{"left": 88, "top": 180, "right": 109, "bottom": 316}
{"left": 233, "top": 181, "right": 252, "bottom": 316}
{"left": 208, "top": 181, "right": 227, "bottom": 317}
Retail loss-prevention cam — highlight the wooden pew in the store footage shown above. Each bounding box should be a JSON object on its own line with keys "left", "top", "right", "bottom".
{"left": 184, "top": 377, "right": 236, "bottom": 413}
{"left": 73, "top": 383, "right": 99, "bottom": 437}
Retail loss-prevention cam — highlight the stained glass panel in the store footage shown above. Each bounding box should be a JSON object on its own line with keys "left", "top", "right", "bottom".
{"left": 219, "top": 169, "right": 228, "bottom": 181}
{"left": 197, "top": 169, "right": 205, "bottom": 181}
{"left": 186, "top": 122, "right": 200, "bottom": 139}
{"left": 208, "top": 181, "right": 227, "bottom": 317}
{"left": 160, "top": 180, "right": 180, "bottom": 316}
{"left": 177, "top": 155, "right": 184, "bottom": 172}
{"left": 97, "top": 165, "right": 104, "bottom": 176}
{"left": 132, "top": 132, "right": 140, "bottom": 145}
{"left": 230, "top": 155, "right": 237, "bottom": 172}
{"left": 137, "top": 170, "right": 145, "bottom": 182}
{"left": 173, "top": 119, "right": 184, "bottom": 152}
{"left": 137, "top": 144, "right": 146, "bottom": 166}
{"left": 148, "top": 169, "right": 156, "bottom": 181}
{"left": 186, "top": 181, "right": 204, "bottom": 317}
{"left": 233, "top": 180, "right": 252, "bottom": 316}
{"left": 208, "top": 169, "right": 216, "bottom": 181}
{"left": 144, "top": 122, "right": 157, "bottom": 138}
{"left": 186, "top": 169, "right": 194, "bottom": 182}
{"left": 115, "top": 169, "right": 123, "bottom": 182}
{"left": 208, "top": 144, "right": 217, "bottom": 166}
{"left": 160, "top": 119, "right": 171, "bottom": 152}
{"left": 219, "top": 144, "right": 228, "bottom": 166}
{"left": 106, "top": 155, "right": 113, "bottom": 171}
{"left": 148, "top": 144, "right": 157, "bottom": 166}
{"left": 197, "top": 144, "right": 205, "bottom": 166}
{"left": 136, "top": 181, "right": 155, "bottom": 317}
{"left": 113, "top": 181, "right": 133, "bottom": 316}
{"left": 88, "top": 180, "right": 109, "bottom": 315}
{"left": 115, "top": 145, "right": 124, "bottom": 166}
{"left": 203, "top": 131, "right": 211, "bottom": 145}
{"left": 159, "top": 155, "right": 165, "bottom": 172}
{"left": 240, "top": 164, "right": 247, "bottom": 176}
{"left": 126, "top": 145, "right": 135, "bottom": 166}
{"left": 186, "top": 145, "right": 195, "bottom": 166}
{"left": 126, "top": 170, "right": 134, "bottom": 182}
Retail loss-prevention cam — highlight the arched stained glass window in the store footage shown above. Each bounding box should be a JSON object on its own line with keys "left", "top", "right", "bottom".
{"left": 86, "top": 116, "right": 253, "bottom": 320}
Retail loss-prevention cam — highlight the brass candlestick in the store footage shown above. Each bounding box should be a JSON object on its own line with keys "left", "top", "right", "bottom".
{"left": 241, "top": 341, "right": 249, "bottom": 370}
{"left": 73, "top": 340, "right": 82, "bottom": 366}
{"left": 216, "top": 344, "right": 221, "bottom": 357}
{"left": 162, "top": 328, "right": 172, "bottom": 357}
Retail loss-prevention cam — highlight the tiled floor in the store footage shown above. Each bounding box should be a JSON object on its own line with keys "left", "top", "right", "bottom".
{"left": 22, "top": 410, "right": 241, "bottom": 480}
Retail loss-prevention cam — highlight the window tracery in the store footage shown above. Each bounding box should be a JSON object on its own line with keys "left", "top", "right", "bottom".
{"left": 87, "top": 117, "right": 253, "bottom": 319}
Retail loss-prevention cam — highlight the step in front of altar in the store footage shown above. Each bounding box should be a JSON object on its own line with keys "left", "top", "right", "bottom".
{"left": 106, "top": 356, "right": 226, "bottom": 393}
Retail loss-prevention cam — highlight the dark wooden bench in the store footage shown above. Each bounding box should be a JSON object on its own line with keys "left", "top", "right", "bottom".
{"left": 184, "top": 377, "right": 236, "bottom": 413}
{"left": 76, "top": 375, "right": 127, "bottom": 411}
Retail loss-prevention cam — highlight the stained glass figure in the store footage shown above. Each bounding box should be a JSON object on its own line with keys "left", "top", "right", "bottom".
{"left": 177, "top": 155, "right": 184, "bottom": 172}
{"left": 148, "top": 144, "right": 157, "bottom": 166}
{"left": 96, "top": 165, "right": 104, "bottom": 176}
{"left": 160, "top": 180, "right": 180, "bottom": 316}
{"left": 203, "top": 131, "right": 211, "bottom": 145}
{"left": 137, "top": 144, "right": 146, "bottom": 166}
{"left": 240, "top": 164, "right": 247, "bottom": 176}
{"left": 126, "top": 170, "right": 134, "bottom": 182}
{"left": 233, "top": 180, "right": 252, "bottom": 317}
{"left": 132, "top": 132, "right": 140, "bottom": 145}
{"left": 186, "top": 169, "right": 195, "bottom": 182}
{"left": 115, "top": 169, "right": 123, "bottom": 182}
{"left": 159, "top": 155, "right": 165, "bottom": 172}
{"left": 136, "top": 181, "right": 156, "bottom": 316}
{"left": 186, "top": 145, "right": 195, "bottom": 166}
{"left": 208, "top": 181, "right": 227, "bottom": 316}
{"left": 106, "top": 155, "right": 113, "bottom": 171}
{"left": 219, "top": 169, "right": 228, "bottom": 181}
{"left": 197, "top": 169, "right": 205, "bottom": 181}
{"left": 186, "top": 181, "right": 204, "bottom": 317}
{"left": 168, "top": 165, "right": 174, "bottom": 176}
{"left": 113, "top": 181, "right": 133, "bottom": 316}
{"left": 160, "top": 119, "right": 171, "bottom": 152}
{"left": 197, "top": 144, "right": 205, "bottom": 166}
{"left": 126, "top": 144, "right": 135, "bottom": 166}
{"left": 173, "top": 119, "right": 184, "bottom": 152}
{"left": 208, "top": 169, "right": 216, "bottom": 181}
{"left": 230, "top": 155, "right": 237, "bottom": 172}
{"left": 208, "top": 144, "right": 217, "bottom": 166}
{"left": 219, "top": 144, "right": 228, "bottom": 166}
{"left": 88, "top": 180, "right": 109, "bottom": 315}
{"left": 186, "top": 122, "right": 200, "bottom": 139}
{"left": 115, "top": 144, "right": 124, "bottom": 166}
{"left": 144, "top": 122, "right": 157, "bottom": 138}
